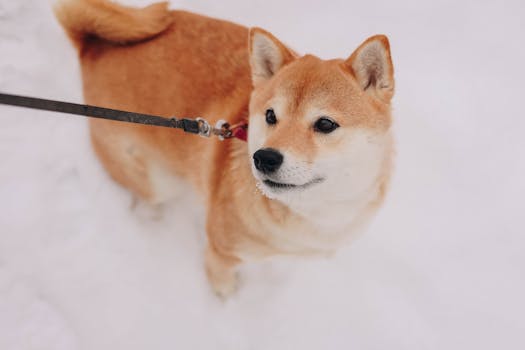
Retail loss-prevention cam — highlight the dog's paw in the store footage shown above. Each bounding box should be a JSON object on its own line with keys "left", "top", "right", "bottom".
{"left": 205, "top": 245, "right": 240, "bottom": 299}
{"left": 207, "top": 269, "right": 239, "bottom": 299}
{"left": 129, "top": 195, "right": 164, "bottom": 221}
{"left": 205, "top": 265, "right": 239, "bottom": 299}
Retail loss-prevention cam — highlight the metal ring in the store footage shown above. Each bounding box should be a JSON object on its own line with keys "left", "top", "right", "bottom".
{"left": 196, "top": 117, "right": 211, "bottom": 138}
{"left": 215, "top": 119, "right": 229, "bottom": 141}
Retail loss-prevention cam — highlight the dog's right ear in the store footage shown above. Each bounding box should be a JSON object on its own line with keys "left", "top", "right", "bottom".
{"left": 249, "top": 28, "right": 295, "bottom": 86}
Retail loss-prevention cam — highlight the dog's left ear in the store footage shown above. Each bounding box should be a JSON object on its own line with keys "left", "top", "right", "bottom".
{"left": 345, "top": 35, "right": 394, "bottom": 103}
{"left": 249, "top": 27, "right": 296, "bottom": 86}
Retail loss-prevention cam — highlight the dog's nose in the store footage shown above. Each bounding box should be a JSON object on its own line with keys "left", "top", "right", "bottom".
{"left": 253, "top": 148, "right": 283, "bottom": 174}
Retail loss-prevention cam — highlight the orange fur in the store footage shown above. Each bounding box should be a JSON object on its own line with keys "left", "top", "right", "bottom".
{"left": 54, "top": 0, "right": 395, "bottom": 297}
{"left": 54, "top": 0, "right": 173, "bottom": 49}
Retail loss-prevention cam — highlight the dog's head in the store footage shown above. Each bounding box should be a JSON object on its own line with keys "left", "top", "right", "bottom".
{"left": 247, "top": 28, "right": 395, "bottom": 207}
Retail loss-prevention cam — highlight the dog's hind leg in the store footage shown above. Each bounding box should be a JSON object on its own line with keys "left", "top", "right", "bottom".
{"left": 89, "top": 120, "right": 180, "bottom": 206}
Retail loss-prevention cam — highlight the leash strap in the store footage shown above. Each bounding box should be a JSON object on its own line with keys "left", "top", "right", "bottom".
{"left": 0, "top": 92, "right": 247, "bottom": 141}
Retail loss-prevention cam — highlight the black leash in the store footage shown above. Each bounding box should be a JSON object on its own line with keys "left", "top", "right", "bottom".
{"left": 0, "top": 92, "right": 247, "bottom": 140}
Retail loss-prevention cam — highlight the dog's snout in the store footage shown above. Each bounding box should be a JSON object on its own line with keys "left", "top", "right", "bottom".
{"left": 253, "top": 148, "right": 283, "bottom": 174}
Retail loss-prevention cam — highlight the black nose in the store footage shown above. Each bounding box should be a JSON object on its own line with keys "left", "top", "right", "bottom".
{"left": 253, "top": 148, "right": 283, "bottom": 174}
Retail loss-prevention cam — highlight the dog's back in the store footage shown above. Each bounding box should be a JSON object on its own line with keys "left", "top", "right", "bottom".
{"left": 55, "top": 0, "right": 251, "bottom": 202}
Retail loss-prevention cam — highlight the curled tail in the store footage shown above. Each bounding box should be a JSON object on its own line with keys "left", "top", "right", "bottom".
{"left": 53, "top": 0, "right": 173, "bottom": 50}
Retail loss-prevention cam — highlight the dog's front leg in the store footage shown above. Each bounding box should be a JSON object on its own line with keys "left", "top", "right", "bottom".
{"left": 205, "top": 243, "right": 240, "bottom": 298}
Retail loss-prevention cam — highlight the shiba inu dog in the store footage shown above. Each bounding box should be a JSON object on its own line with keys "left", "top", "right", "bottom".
{"left": 54, "top": 0, "right": 395, "bottom": 297}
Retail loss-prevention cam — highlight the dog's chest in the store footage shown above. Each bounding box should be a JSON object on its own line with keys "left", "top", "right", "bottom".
{"left": 271, "top": 221, "right": 350, "bottom": 256}
{"left": 237, "top": 208, "right": 360, "bottom": 260}
{"left": 237, "top": 201, "right": 373, "bottom": 260}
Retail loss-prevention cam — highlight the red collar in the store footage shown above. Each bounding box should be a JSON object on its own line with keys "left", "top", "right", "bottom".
{"left": 231, "top": 121, "right": 248, "bottom": 141}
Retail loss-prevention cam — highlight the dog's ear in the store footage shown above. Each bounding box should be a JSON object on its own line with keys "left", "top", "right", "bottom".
{"left": 345, "top": 35, "right": 394, "bottom": 103}
{"left": 249, "top": 28, "right": 295, "bottom": 86}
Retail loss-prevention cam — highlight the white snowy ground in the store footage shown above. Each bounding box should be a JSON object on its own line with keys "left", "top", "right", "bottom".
{"left": 1, "top": 0, "right": 524, "bottom": 349}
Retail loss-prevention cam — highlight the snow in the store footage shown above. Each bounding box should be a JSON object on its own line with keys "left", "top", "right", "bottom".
{"left": 1, "top": 0, "right": 524, "bottom": 349}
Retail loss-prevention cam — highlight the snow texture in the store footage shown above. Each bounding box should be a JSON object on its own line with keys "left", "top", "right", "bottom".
{"left": 1, "top": 0, "right": 524, "bottom": 349}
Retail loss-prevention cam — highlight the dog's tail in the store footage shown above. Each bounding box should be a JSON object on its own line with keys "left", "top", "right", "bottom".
{"left": 53, "top": 0, "right": 173, "bottom": 50}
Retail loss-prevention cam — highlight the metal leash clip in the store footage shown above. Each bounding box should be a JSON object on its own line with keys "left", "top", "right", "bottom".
{"left": 170, "top": 116, "right": 243, "bottom": 141}
{"left": 195, "top": 118, "right": 235, "bottom": 141}
{"left": 196, "top": 117, "right": 212, "bottom": 138}
{"left": 214, "top": 119, "right": 231, "bottom": 141}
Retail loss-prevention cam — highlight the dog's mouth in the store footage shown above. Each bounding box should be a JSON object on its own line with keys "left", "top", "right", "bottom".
{"left": 261, "top": 177, "right": 324, "bottom": 191}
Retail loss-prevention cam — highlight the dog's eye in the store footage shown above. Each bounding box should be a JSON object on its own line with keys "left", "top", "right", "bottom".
{"left": 314, "top": 117, "right": 339, "bottom": 133}
{"left": 265, "top": 109, "right": 277, "bottom": 125}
